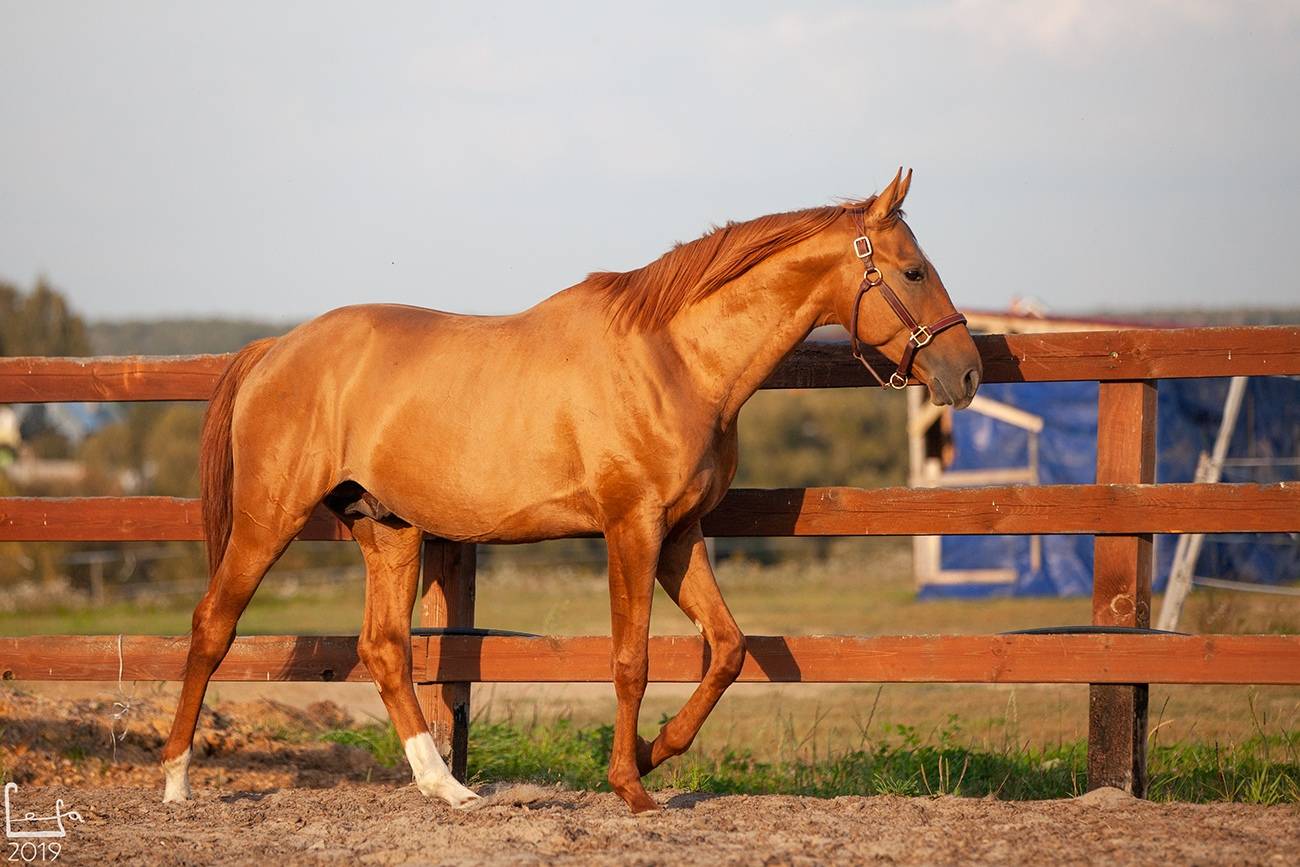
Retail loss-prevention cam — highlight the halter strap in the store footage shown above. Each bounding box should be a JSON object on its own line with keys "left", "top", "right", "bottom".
{"left": 847, "top": 211, "right": 967, "bottom": 389}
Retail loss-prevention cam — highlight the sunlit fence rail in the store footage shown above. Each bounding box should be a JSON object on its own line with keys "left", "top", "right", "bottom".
{"left": 3, "top": 325, "right": 1300, "bottom": 794}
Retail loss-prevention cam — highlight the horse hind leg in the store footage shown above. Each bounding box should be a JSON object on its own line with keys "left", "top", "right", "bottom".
{"left": 160, "top": 504, "right": 309, "bottom": 802}
{"left": 349, "top": 516, "right": 479, "bottom": 808}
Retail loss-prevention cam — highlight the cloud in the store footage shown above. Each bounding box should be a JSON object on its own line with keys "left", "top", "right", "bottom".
{"left": 917, "top": 0, "right": 1297, "bottom": 64}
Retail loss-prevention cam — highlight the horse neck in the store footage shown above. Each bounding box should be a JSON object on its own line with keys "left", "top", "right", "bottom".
{"left": 661, "top": 231, "right": 845, "bottom": 426}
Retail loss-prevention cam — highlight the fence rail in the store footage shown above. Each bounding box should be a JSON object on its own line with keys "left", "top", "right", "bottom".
{"left": 3, "top": 633, "right": 1300, "bottom": 685}
{"left": 4, "top": 482, "right": 1300, "bottom": 541}
{"left": 2, "top": 326, "right": 1298, "bottom": 403}
{"left": 2, "top": 324, "right": 1299, "bottom": 794}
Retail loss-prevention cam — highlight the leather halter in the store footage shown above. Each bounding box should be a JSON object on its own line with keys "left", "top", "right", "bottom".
{"left": 847, "top": 211, "right": 968, "bottom": 389}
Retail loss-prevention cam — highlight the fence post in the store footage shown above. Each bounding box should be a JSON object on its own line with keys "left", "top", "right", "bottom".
{"left": 1088, "top": 380, "right": 1156, "bottom": 796}
{"left": 417, "top": 539, "right": 476, "bottom": 782}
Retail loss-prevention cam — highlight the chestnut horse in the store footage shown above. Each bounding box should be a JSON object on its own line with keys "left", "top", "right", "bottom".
{"left": 161, "top": 169, "right": 981, "bottom": 813}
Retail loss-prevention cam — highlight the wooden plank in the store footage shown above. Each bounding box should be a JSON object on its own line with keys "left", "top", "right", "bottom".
{"left": 965, "top": 395, "right": 1044, "bottom": 432}
{"left": 704, "top": 482, "right": 1300, "bottom": 536}
{"left": 1093, "top": 383, "right": 1158, "bottom": 626}
{"left": 2, "top": 633, "right": 1299, "bottom": 685}
{"left": 763, "top": 326, "right": 1300, "bottom": 389}
{"left": 0, "top": 498, "right": 349, "bottom": 541}
{"left": 417, "top": 540, "right": 476, "bottom": 780}
{"left": 978, "top": 327, "right": 1300, "bottom": 384}
{"left": 3, "top": 326, "right": 1298, "bottom": 402}
{"left": 917, "top": 569, "right": 1016, "bottom": 587}
{"left": 1089, "top": 381, "right": 1157, "bottom": 797}
{"left": 907, "top": 467, "right": 1037, "bottom": 487}
{"left": 5, "top": 482, "right": 1298, "bottom": 542}
{"left": 0, "top": 354, "right": 230, "bottom": 402}
{"left": 0, "top": 634, "right": 370, "bottom": 682}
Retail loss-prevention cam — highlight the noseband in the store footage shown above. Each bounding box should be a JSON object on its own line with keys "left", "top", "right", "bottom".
{"left": 847, "top": 212, "right": 968, "bottom": 390}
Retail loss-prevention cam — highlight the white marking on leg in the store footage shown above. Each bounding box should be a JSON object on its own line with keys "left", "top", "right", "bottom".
{"left": 162, "top": 748, "right": 192, "bottom": 803}
{"left": 404, "top": 733, "right": 480, "bottom": 808}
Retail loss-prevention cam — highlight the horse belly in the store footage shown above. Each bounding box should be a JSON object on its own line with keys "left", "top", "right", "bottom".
{"left": 404, "top": 472, "right": 597, "bottom": 543}
{"left": 358, "top": 400, "right": 599, "bottom": 544}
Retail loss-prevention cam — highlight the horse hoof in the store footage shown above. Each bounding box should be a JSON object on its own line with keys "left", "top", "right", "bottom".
{"left": 628, "top": 794, "right": 661, "bottom": 814}
{"left": 448, "top": 788, "right": 482, "bottom": 810}
{"left": 614, "top": 784, "right": 660, "bottom": 814}
{"left": 161, "top": 782, "right": 191, "bottom": 804}
{"left": 418, "top": 776, "right": 481, "bottom": 809}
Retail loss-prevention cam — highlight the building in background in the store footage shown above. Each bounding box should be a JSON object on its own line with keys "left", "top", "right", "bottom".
{"left": 909, "top": 310, "right": 1300, "bottom": 599}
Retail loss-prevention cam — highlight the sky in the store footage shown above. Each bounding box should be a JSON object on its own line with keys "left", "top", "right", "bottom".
{"left": 1, "top": 1, "right": 1297, "bottom": 322}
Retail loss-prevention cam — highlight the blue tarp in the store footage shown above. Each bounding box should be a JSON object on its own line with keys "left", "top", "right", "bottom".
{"left": 922, "top": 377, "right": 1300, "bottom": 599}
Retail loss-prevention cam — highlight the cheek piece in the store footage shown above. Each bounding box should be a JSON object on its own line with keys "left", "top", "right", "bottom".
{"left": 846, "top": 211, "right": 967, "bottom": 390}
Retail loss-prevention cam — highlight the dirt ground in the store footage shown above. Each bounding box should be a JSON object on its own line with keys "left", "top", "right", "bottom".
{"left": 2, "top": 690, "right": 1297, "bottom": 866}
{"left": 12, "top": 783, "right": 1300, "bottom": 866}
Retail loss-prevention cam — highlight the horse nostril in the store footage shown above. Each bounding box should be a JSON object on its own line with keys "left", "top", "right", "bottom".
{"left": 962, "top": 367, "right": 980, "bottom": 397}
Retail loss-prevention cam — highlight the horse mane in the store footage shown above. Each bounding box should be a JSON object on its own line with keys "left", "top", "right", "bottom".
{"left": 588, "top": 196, "right": 880, "bottom": 331}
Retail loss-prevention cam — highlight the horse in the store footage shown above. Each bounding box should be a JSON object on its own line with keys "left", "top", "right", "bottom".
{"left": 160, "top": 168, "right": 981, "bottom": 813}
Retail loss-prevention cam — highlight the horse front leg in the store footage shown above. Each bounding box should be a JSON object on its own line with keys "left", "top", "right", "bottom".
{"left": 603, "top": 513, "right": 665, "bottom": 813}
{"left": 636, "top": 522, "right": 746, "bottom": 775}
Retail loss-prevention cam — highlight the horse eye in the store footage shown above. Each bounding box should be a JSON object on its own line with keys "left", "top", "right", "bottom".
{"left": 904, "top": 268, "right": 925, "bottom": 283}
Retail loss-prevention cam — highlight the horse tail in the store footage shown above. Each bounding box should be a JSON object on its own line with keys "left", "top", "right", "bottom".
{"left": 200, "top": 337, "right": 277, "bottom": 578}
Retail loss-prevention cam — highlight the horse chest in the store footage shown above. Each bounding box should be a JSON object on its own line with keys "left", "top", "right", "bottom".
{"left": 665, "top": 478, "right": 717, "bottom": 529}
{"left": 663, "top": 435, "right": 737, "bottom": 530}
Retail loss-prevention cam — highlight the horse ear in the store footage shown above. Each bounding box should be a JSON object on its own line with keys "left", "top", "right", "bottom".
{"left": 866, "top": 167, "right": 910, "bottom": 225}
{"left": 895, "top": 167, "right": 913, "bottom": 209}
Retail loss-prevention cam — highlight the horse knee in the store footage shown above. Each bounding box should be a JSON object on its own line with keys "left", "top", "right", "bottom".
{"left": 189, "top": 595, "right": 213, "bottom": 632}
{"left": 186, "top": 603, "right": 235, "bottom": 665}
{"left": 612, "top": 649, "right": 648, "bottom": 695}
{"left": 357, "top": 630, "right": 408, "bottom": 682}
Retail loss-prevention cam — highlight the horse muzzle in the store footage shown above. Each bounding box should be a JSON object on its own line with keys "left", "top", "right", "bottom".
{"left": 926, "top": 363, "right": 981, "bottom": 409}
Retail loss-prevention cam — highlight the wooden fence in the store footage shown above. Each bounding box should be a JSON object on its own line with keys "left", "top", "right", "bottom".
{"left": 3, "top": 325, "right": 1300, "bottom": 795}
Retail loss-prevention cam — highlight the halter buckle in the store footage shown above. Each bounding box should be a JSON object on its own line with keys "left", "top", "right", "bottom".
{"left": 888, "top": 371, "right": 909, "bottom": 390}
{"left": 852, "top": 236, "right": 872, "bottom": 259}
{"left": 909, "top": 325, "right": 933, "bottom": 348}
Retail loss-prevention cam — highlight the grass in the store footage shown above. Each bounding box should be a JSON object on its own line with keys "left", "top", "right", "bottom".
{"left": 317, "top": 711, "right": 1300, "bottom": 804}
{"left": 5, "top": 537, "right": 1297, "bottom": 638}
{"left": 0, "top": 580, "right": 368, "bottom": 636}
{"left": 6, "top": 538, "right": 1296, "bottom": 639}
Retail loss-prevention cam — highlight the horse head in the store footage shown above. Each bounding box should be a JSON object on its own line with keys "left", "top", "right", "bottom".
{"left": 833, "top": 168, "right": 982, "bottom": 409}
